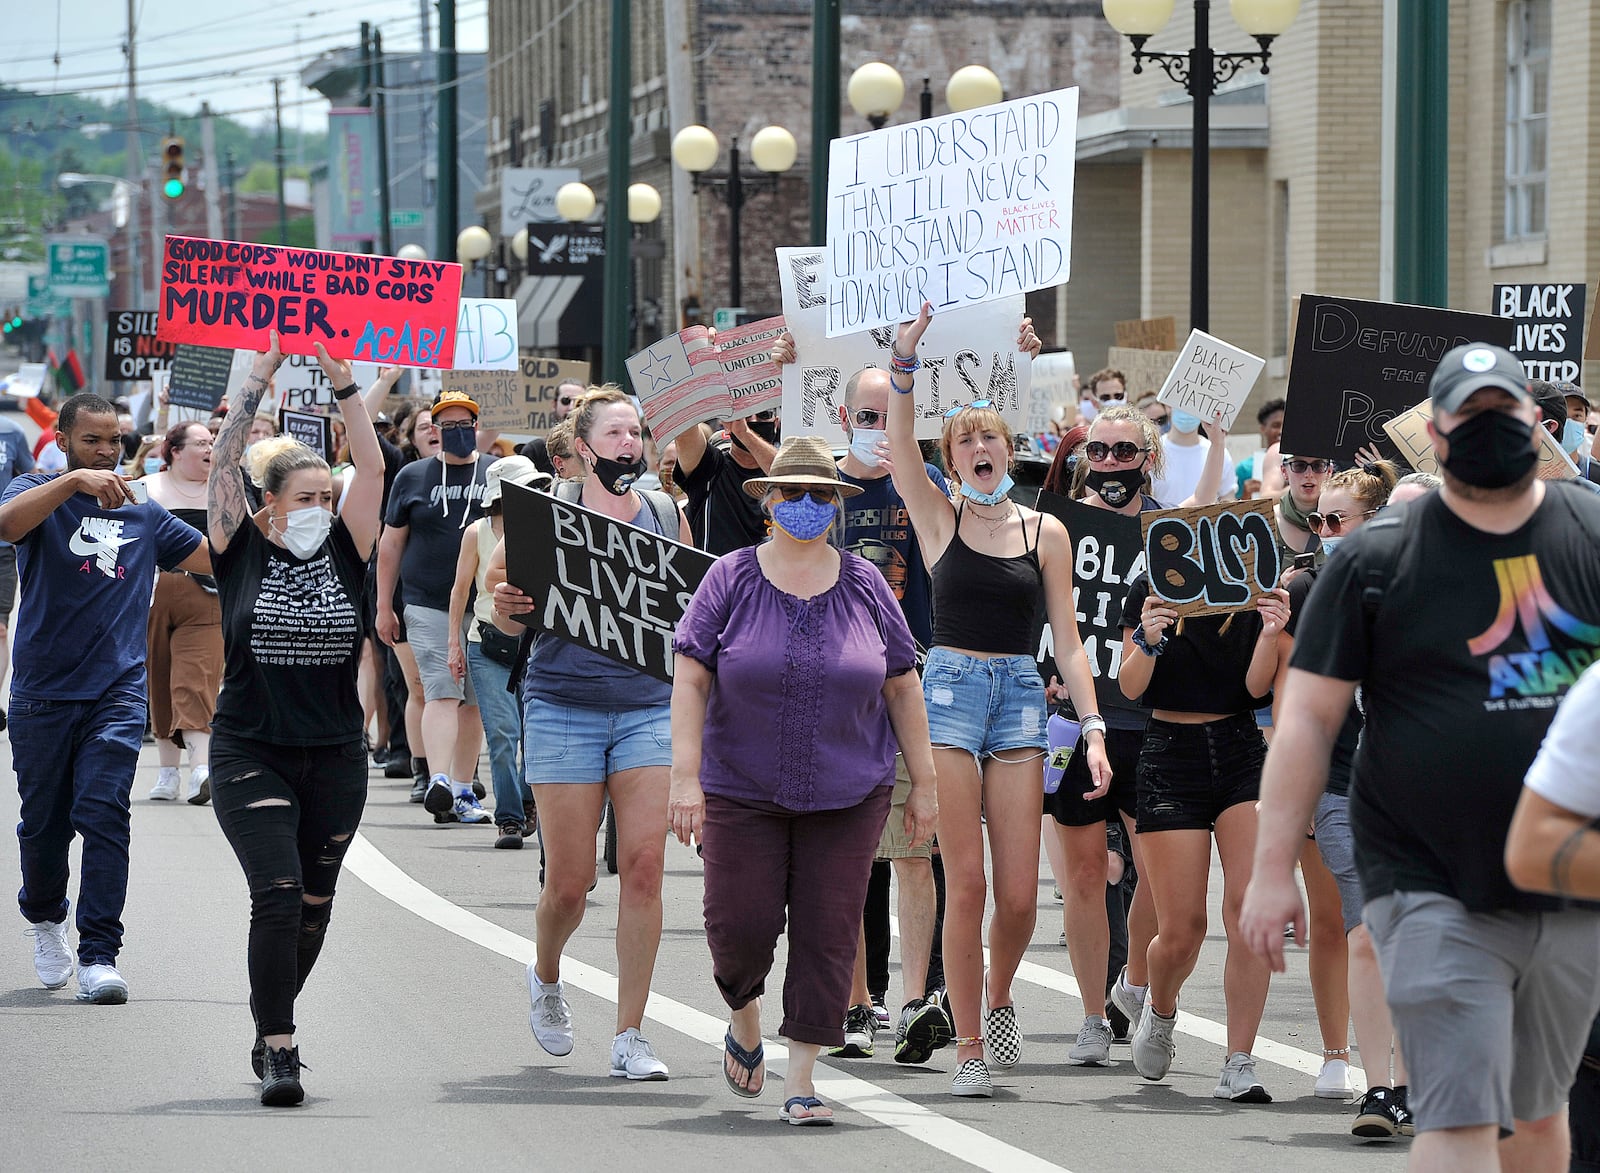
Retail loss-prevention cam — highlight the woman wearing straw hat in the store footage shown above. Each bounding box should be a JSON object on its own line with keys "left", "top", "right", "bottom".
{"left": 669, "top": 435, "right": 939, "bottom": 1126}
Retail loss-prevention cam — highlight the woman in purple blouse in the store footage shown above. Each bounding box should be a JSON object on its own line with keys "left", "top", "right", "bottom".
{"left": 670, "top": 435, "right": 938, "bottom": 1127}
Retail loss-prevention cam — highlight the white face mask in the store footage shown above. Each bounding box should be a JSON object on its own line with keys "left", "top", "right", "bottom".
{"left": 849, "top": 427, "right": 887, "bottom": 468}
{"left": 274, "top": 504, "right": 332, "bottom": 559}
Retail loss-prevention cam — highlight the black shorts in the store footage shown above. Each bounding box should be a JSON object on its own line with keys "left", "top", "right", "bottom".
{"left": 1136, "top": 713, "right": 1265, "bottom": 833}
{"left": 0, "top": 546, "right": 16, "bottom": 625}
{"left": 1046, "top": 724, "right": 1143, "bottom": 827}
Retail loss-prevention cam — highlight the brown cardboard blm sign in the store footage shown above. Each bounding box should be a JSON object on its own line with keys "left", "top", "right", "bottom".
{"left": 1140, "top": 497, "right": 1281, "bottom": 618}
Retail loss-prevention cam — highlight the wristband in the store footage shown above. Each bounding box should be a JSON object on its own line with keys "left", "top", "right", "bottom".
{"left": 890, "top": 349, "right": 921, "bottom": 374}
{"left": 1131, "top": 627, "right": 1168, "bottom": 657}
{"left": 332, "top": 382, "right": 360, "bottom": 401}
{"left": 891, "top": 373, "right": 915, "bottom": 396}
{"left": 1079, "top": 714, "right": 1107, "bottom": 737}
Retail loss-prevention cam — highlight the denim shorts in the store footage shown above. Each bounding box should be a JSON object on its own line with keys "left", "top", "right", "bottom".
{"left": 523, "top": 696, "right": 671, "bottom": 783}
{"left": 922, "top": 648, "right": 1048, "bottom": 759}
{"left": 1135, "top": 713, "right": 1265, "bottom": 833}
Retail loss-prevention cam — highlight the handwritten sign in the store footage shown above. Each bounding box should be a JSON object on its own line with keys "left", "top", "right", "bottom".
{"left": 626, "top": 327, "right": 730, "bottom": 444}
{"left": 1494, "top": 283, "right": 1586, "bottom": 384}
{"left": 156, "top": 235, "right": 464, "bottom": 368}
{"left": 1025, "top": 351, "right": 1076, "bottom": 438}
{"left": 1115, "top": 316, "right": 1177, "bottom": 351}
{"left": 713, "top": 316, "right": 787, "bottom": 416}
{"left": 274, "top": 353, "right": 380, "bottom": 416}
{"left": 1382, "top": 398, "right": 1575, "bottom": 481}
{"left": 471, "top": 354, "right": 591, "bottom": 434}
{"left": 451, "top": 297, "right": 520, "bottom": 371}
{"left": 1280, "top": 295, "right": 1514, "bottom": 464}
{"left": 167, "top": 344, "right": 237, "bottom": 412}
{"left": 1033, "top": 491, "right": 1146, "bottom": 713}
{"left": 1156, "top": 330, "right": 1265, "bottom": 432}
{"left": 778, "top": 246, "right": 1031, "bottom": 445}
{"left": 499, "top": 168, "right": 581, "bottom": 237}
{"left": 105, "top": 310, "right": 175, "bottom": 381}
{"left": 500, "top": 482, "right": 714, "bottom": 682}
{"left": 1141, "top": 497, "right": 1280, "bottom": 618}
{"left": 281, "top": 408, "right": 334, "bottom": 461}
{"left": 1106, "top": 346, "right": 1181, "bottom": 399}
{"left": 823, "top": 87, "right": 1079, "bottom": 336}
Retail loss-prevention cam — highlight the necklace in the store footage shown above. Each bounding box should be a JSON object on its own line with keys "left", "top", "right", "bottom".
{"left": 966, "top": 500, "right": 1015, "bottom": 539}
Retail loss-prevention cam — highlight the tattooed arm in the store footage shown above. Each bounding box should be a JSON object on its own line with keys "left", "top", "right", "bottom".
{"left": 209, "top": 329, "right": 285, "bottom": 555}
{"left": 1506, "top": 789, "right": 1600, "bottom": 900}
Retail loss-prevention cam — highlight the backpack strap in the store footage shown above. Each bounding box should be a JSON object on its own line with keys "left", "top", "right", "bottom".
{"left": 1356, "top": 505, "right": 1417, "bottom": 635}
{"left": 641, "top": 489, "right": 680, "bottom": 539}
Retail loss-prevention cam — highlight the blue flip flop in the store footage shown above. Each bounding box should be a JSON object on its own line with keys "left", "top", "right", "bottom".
{"left": 780, "top": 1095, "right": 834, "bottom": 1126}
{"left": 723, "top": 1031, "right": 764, "bottom": 1099}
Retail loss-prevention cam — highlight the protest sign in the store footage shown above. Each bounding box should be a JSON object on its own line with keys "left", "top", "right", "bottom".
{"left": 156, "top": 235, "right": 464, "bottom": 368}
{"left": 1280, "top": 294, "right": 1514, "bottom": 464}
{"left": 1156, "top": 330, "right": 1265, "bottom": 431}
{"left": 274, "top": 352, "right": 380, "bottom": 415}
{"left": 1025, "top": 351, "right": 1076, "bottom": 439}
{"left": 1107, "top": 346, "right": 1180, "bottom": 398}
{"left": 626, "top": 327, "right": 729, "bottom": 443}
{"left": 1141, "top": 498, "right": 1280, "bottom": 618}
{"left": 714, "top": 316, "right": 787, "bottom": 416}
{"left": 1493, "top": 283, "right": 1586, "bottom": 384}
{"left": 1382, "top": 398, "right": 1576, "bottom": 481}
{"left": 281, "top": 409, "right": 334, "bottom": 462}
{"left": 451, "top": 297, "right": 520, "bottom": 371}
{"left": 500, "top": 482, "right": 714, "bottom": 682}
{"left": 3, "top": 363, "right": 47, "bottom": 399}
{"left": 1115, "top": 316, "right": 1177, "bottom": 351}
{"left": 778, "top": 245, "right": 1031, "bottom": 446}
{"left": 823, "top": 87, "right": 1078, "bottom": 336}
{"left": 105, "top": 310, "right": 176, "bottom": 381}
{"left": 1033, "top": 491, "right": 1146, "bottom": 713}
{"left": 167, "top": 344, "right": 237, "bottom": 412}
{"left": 471, "top": 354, "right": 591, "bottom": 433}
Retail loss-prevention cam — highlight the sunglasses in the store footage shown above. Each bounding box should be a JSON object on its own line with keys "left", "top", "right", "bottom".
{"left": 748, "top": 409, "right": 779, "bottom": 423}
{"left": 1284, "top": 459, "right": 1332, "bottom": 475}
{"left": 851, "top": 408, "right": 886, "bottom": 428}
{"left": 1097, "top": 393, "right": 1126, "bottom": 404}
{"left": 943, "top": 399, "right": 995, "bottom": 419}
{"left": 1306, "top": 508, "right": 1377, "bottom": 535}
{"left": 1085, "top": 440, "right": 1149, "bottom": 463}
{"left": 557, "top": 397, "right": 575, "bottom": 407}
{"left": 777, "top": 487, "right": 837, "bottom": 504}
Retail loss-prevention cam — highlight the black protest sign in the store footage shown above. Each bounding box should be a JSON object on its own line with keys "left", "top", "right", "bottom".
{"left": 501, "top": 483, "right": 713, "bottom": 682}
{"left": 281, "top": 409, "right": 333, "bottom": 462}
{"left": 105, "top": 309, "right": 175, "bottom": 381}
{"left": 1493, "top": 283, "right": 1587, "bottom": 384}
{"left": 1141, "top": 498, "right": 1280, "bottom": 617}
{"left": 167, "top": 343, "right": 237, "bottom": 412}
{"left": 1280, "top": 295, "right": 1514, "bottom": 464}
{"left": 1033, "top": 491, "right": 1146, "bottom": 714}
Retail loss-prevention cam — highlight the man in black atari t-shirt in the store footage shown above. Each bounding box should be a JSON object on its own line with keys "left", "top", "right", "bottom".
{"left": 1241, "top": 344, "right": 1600, "bottom": 1166}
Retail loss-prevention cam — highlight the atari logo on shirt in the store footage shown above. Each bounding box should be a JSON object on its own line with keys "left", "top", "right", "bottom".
{"left": 1470, "top": 554, "right": 1600, "bottom": 703}
{"left": 68, "top": 516, "right": 138, "bottom": 579}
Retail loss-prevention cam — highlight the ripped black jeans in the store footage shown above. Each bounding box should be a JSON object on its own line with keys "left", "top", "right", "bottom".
{"left": 211, "top": 732, "right": 369, "bottom": 1038}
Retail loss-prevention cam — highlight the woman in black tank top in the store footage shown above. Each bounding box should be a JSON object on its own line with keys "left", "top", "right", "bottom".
{"left": 884, "top": 302, "right": 1110, "bottom": 1098}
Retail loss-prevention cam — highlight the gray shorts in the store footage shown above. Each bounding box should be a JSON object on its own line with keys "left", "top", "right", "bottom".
{"left": 403, "top": 604, "right": 478, "bottom": 706}
{"left": 1312, "top": 792, "right": 1362, "bottom": 933}
{"left": 1364, "top": 890, "right": 1600, "bottom": 1135}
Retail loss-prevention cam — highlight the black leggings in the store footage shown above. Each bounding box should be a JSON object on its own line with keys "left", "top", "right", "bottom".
{"left": 211, "top": 732, "right": 368, "bottom": 1038}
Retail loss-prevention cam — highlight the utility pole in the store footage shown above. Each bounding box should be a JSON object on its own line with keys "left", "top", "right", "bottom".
{"left": 1394, "top": 0, "right": 1448, "bottom": 307}
{"left": 374, "top": 28, "right": 393, "bottom": 256}
{"left": 200, "top": 101, "right": 223, "bottom": 239}
{"left": 662, "top": 0, "right": 700, "bottom": 328}
{"left": 274, "top": 78, "right": 288, "bottom": 246}
{"left": 123, "top": 0, "right": 144, "bottom": 306}
{"left": 223, "top": 148, "right": 238, "bottom": 241}
{"left": 810, "top": 0, "right": 840, "bottom": 245}
{"left": 602, "top": 0, "right": 631, "bottom": 384}
{"left": 436, "top": 0, "right": 457, "bottom": 264}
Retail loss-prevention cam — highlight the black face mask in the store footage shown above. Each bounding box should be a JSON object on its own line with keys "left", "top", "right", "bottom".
{"left": 1085, "top": 467, "right": 1143, "bottom": 508}
{"left": 1440, "top": 409, "right": 1538, "bottom": 489}
{"left": 590, "top": 452, "right": 647, "bottom": 495}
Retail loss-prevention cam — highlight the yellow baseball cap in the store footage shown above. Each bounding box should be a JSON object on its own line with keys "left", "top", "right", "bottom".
{"left": 432, "top": 388, "right": 480, "bottom": 418}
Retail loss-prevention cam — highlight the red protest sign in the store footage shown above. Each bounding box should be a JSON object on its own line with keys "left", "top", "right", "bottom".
{"left": 156, "top": 235, "right": 464, "bottom": 369}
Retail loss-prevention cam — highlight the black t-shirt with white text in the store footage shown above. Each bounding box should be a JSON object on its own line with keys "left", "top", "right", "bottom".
{"left": 679, "top": 442, "right": 767, "bottom": 555}
{"left": 1291, "top": 486, "right": 1600, "bottom": 912}
{"left": 384, "top": 454, "right": 489, "bottom": 609}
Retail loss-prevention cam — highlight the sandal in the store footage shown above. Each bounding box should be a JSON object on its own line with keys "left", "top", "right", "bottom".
{"left": 779, "top": 1095, "right": 834, "bottom": 1126}
{"left": 723, "top": 1031, "right": 764, "bottom": 1098}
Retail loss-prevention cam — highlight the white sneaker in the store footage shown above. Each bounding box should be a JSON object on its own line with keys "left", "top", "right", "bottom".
{"left": 1108, "top": 966, "right": 1146, "bottom": 1035}
{"left": 184, "top": 766, "right": 211, "bottom": 806}
{"left": 1131, "top": 1002, "right": 1176, "bottom": 1081}
{"left": 1315, "top": 1057, "right": 1354, "bottom": 1100}
{"left": 1215, "top": 1051, "right": 1271, "bottom": 1103}
{"left": 75, "top": 963, "right": 129, "bottom": 1004}
{"left": 1067, "top": 1015, "right": 1113, "bottom": 1067}
{"left": 527, "top": 965, "right": 573, "bottom": 1056}
{"left": 609, "top": 1027, "right": 669, "bottom": 1080}
{"left": 25, "top": 919, "right": 72, "bottom": 989}
{"left": 149, "top": 768, "right": 179, "bottom": 801}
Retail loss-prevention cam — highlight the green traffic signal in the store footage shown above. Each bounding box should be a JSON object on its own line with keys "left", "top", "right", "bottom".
{"left": 7, "top": 316, "right": 19, "bottom": 330}
{"left": 163, "top": 178, "right": 185, "bottom": 199}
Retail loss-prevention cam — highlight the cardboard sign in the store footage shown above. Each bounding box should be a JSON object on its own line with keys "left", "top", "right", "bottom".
{"left": 1107, "top": 346, "right": 1181, "bottom": 398}
{"left": 1156, "top": 330, "right": 1266, "bottom": 431}
{"left": 1382, "top": 398, "right": 1576, "bottom": 481}
{"left": 471, "top": 354, "right": 592, "bottom": 433}
{"left": 167, "top": 344, "right": 237, "bottom": 412}
{"left": 273, "top": 352, "right": 381, "bottom": 416}
{"left": 1493, "top": 283, "right": 1587, "bottom": 384}
{"left": 778, "top": 245, "right": 1032, "bottom": 445}
{"left": 105, "top": 309, "right": 176, "bottom": 381}
{"left": 1114, "top": 316, "right": 1177, "bottom": 351}
{"left": 281, "top": 409, "right": 334, "bottom": 462}
{"left": 500, "top": 482, "right": 714, "bottom": 682}
{"left": 451, "top": 297, "right": 520, "bottom": 371}
{"left": 823, "top": 87, "right": 1079, "bottom": 336}
{"left": 1033, "top": 491, "right": 1146, "bottom": 713}
{"left": 1280, "top": 294, "right": 1514, "bottom": 464}
{"left": 1141, "top": 498, "right": 1280, "bottom": 617}
{"left": 157, "top": 235, "right": 464, "bottom": 368}
{"left": 714, "top": 316, "right": 787, "bottom": 416}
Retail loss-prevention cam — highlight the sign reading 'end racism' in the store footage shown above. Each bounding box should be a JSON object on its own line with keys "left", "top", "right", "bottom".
{"left": 156, "top": 235, "right": 464, "bottom": 368}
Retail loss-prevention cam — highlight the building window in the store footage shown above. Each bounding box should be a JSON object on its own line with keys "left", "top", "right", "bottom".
{"left": 1504, "top": 0, "right": 1550, "bottom": 240}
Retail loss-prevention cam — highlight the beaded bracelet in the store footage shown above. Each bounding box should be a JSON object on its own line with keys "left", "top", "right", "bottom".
{"left": 890, "top": 372, "right": 915, "bottom": 396}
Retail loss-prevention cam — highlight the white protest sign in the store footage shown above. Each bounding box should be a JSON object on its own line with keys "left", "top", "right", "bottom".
{"left": 450, "top": 297, "right": 520, "bottom": 371}
{"left": 1027, "top": 350, "right": 1076, "bottom": 436}
{"left": 275, "top": 353, "right": 381, "bottom": 415}
{"left": 823, "top": 87, "right": 1078, "bottom": 337}
{"left": 1156, "top": 330, "right": 1265, "bottom": 431}
{"left": 626, "top": 328, "right": 730, "bottom": 444}
{"left": 778, "top": 246, "right": 1031, "bottom": 446}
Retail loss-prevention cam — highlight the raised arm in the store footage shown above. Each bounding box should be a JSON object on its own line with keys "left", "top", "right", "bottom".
{"left": 209, "top": 330, "right": 285, "bottom": 554}
{"left": 1180, "top": 413, "right": 1230, "bottom": 507}
{"left": 319, "top": 344, "right": 382, "bottom": 558}
{"left": 725, "top": 417, "right": 777, "bottom": 473}
{"left": 885, "top": 301, "right": 956, "bottom": 557}
{"left": 360, "top": 365, "right": 403, "bottom": 421}
{"left": 673, "top": 420, "right": 711, "bottom": 479}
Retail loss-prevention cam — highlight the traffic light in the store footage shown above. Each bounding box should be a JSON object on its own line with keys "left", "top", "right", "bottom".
{"left": 2, "top": 309, "right": 20, "bottom": 336}
{"left": 161, "top": 136, "right": 186, "bottom": 199}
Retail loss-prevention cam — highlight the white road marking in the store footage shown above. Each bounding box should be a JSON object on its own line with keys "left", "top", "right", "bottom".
{"left": 344, "top": 833, "right": 1073, "bottom": 1173}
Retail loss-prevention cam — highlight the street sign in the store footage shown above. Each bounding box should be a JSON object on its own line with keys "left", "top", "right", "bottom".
{"left": 389, "top": 209, "right": 424, "bottom": 228}
{"left": 26, "top": 274, "right": 71, "bottom": 319}
{"left": 712, "top": 307, "right": 747, "bottom": 331}
{"left": 46, "top": 236, "right": 110, "bottom": 298}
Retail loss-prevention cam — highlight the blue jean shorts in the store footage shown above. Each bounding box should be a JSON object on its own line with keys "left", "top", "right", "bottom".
{"left": 523, "top": 696, "right": 671, "bottom": 783}
{"left": 922, "top": 648, "right": 1049, "bottom": 759}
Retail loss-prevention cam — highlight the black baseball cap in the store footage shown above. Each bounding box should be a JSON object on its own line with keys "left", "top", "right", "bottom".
{"left": 1429, "top": 344, "right": 1531, "bottom": 414}
{"left": 1529, "top": 379, "right": 1565, "bottom": 424}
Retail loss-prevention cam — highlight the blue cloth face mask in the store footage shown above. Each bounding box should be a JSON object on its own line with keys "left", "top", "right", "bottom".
{"left": 1318, "top": 535, "right": 1342, "bottom": 558}
{"left": 958, "top": 474, "right": 1015, "bottom": 506}
{"left": 143, "top": 455, "right": 162, "bottom": 476}
{"left": 770, "top": 493, "right": 837, "bottom": 542}
{"left": 849, "top": 427, "right": 887, "bottom": 468}
{"left": 1563, "top": 419, "right": 1586, "bottom": 456}
{"left": 1171, "top": 410, "right": 1202, "bottom": 435}
{"left": 441, "top": 426, "right": 478, "bottom": 458}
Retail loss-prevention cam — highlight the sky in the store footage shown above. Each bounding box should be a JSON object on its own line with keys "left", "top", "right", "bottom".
{"left": 3, "top": 0, "right": 489, "bottom": 135}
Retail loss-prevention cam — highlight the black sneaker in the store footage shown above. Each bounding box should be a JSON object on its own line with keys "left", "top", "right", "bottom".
{"left": 829, "top": 1003, "right": 876, "bottom": 1058}
{"left": 1393, "top": 1085, "right": 1414, "bottom": 1137}
{"left": 894, "top": 996, "right": 954, "bottom": 1065}
{"left": 385, "top": 753, "right": 413, "bottom": 780}
{"left": 1105, "top": 995, "right": 1131, "bottom": 1042}
{"left": 471, "top": 779, "right": 486, "bottom": 800}
{"left": 1352, "top": 1086, "right": 1402, "bottom": 1139}
{"left": 371, "top": 744, "right": 389, "bottom": 768}
{"left": 408, "top": 777, "right": 427, "bottom": 803}
{"left": 495, "top": 821, "right": 525, "bottom": 850}
{"left": 251, "top": 1035, "right": 266, "bottom": 1079}
{"left": 260, "top": 1045, "right": 305, "bottom": 1107}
